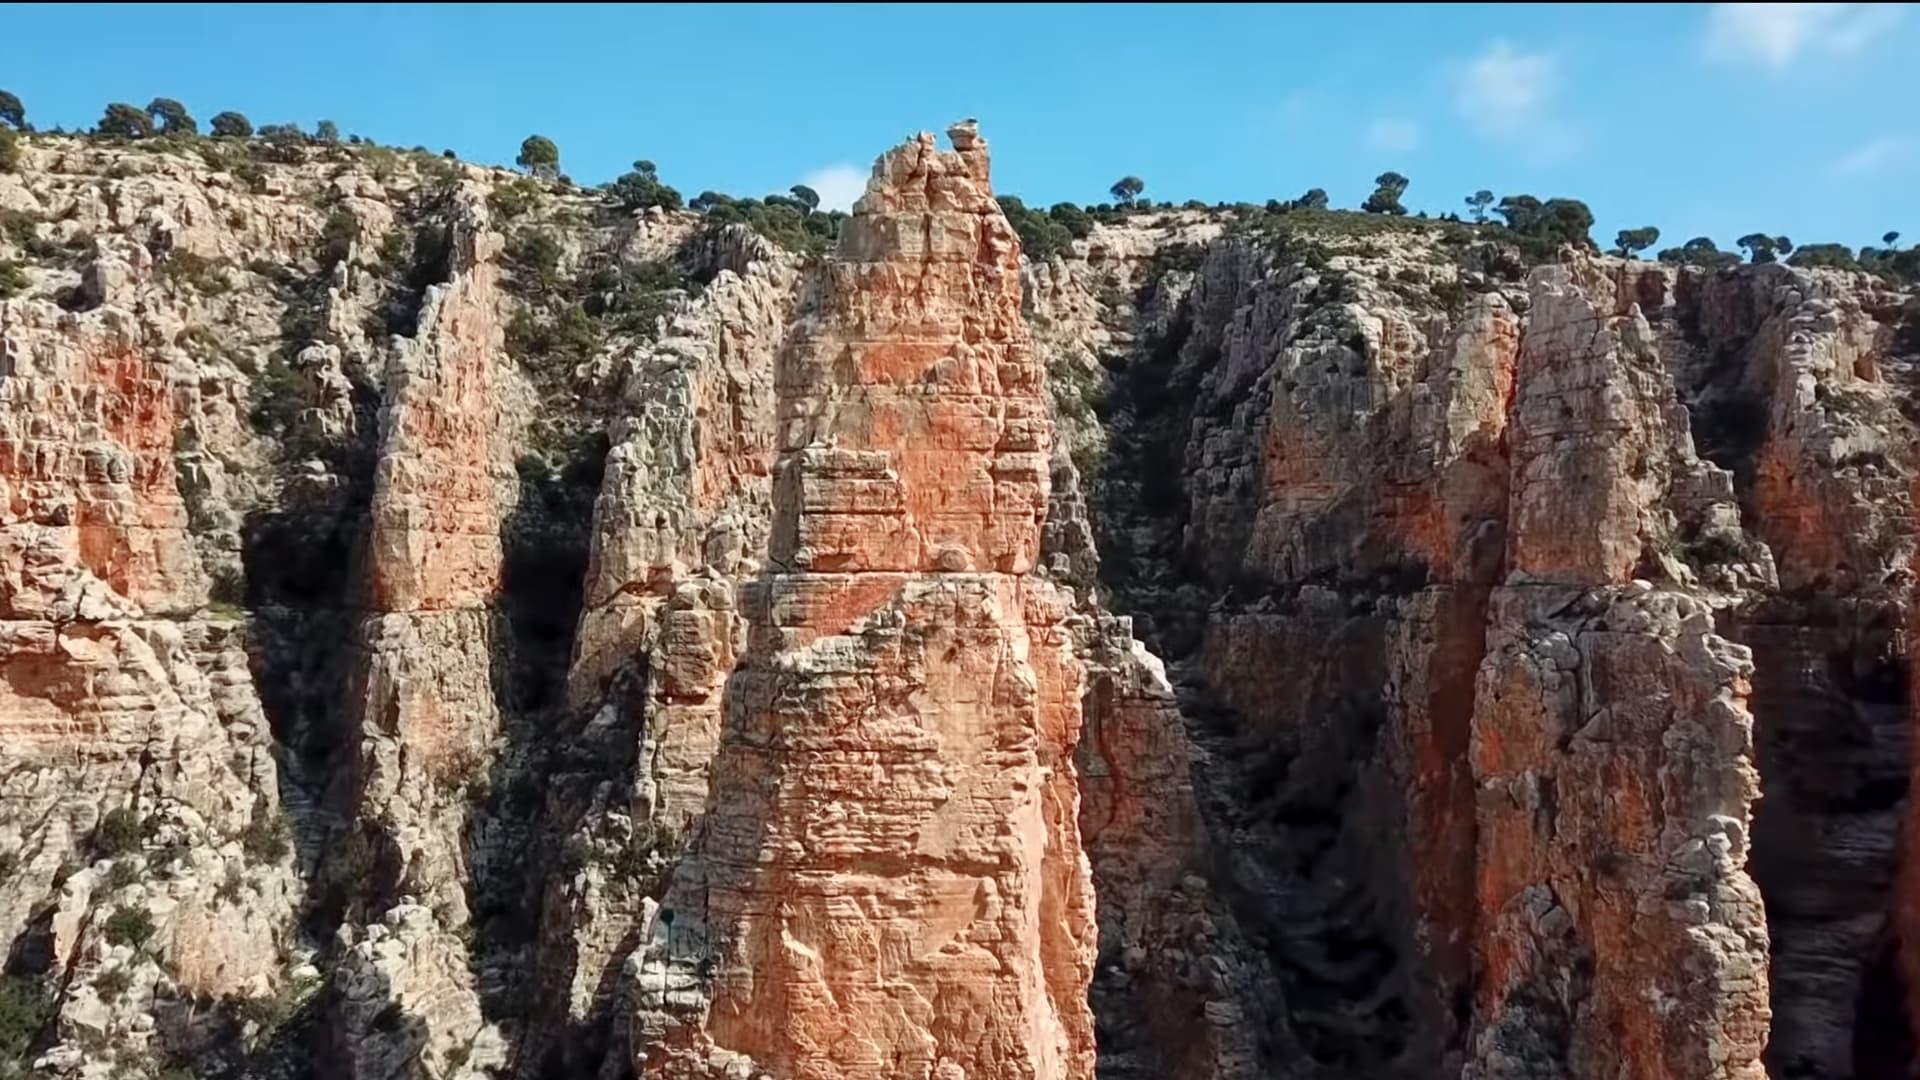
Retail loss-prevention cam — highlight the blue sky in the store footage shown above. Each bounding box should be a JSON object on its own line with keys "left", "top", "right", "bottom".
{"left": 1, "top": 3, "right": 1913, "bottom": 249}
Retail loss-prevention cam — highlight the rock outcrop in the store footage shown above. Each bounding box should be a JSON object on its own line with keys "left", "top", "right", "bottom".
{"left": 329, "top": 189, "right": 515, "bottom": 1080}
{"left": 631, "top": 122, "right": 1097, "bottom": 1080}
{"left": 1, "top": 240, "right": 300, "bottom": 1077}
{"left": 1466, "top": 261, "right": 1770, "bottom": 1079}
{"left": 4, "top": 124, "right": 1920, "bottom": 1080}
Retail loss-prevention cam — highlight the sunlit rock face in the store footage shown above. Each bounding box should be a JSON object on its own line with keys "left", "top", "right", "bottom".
{"left": 4, "top": 122, "right": 1920, "bottom": 1080}
{"left": 628, "top": 121, "right": 1098, "bottom": 1080}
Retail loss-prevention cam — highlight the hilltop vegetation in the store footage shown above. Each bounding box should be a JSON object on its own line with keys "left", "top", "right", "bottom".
{"left": 0, "top": 89, "right": 1913, "bottom": 282}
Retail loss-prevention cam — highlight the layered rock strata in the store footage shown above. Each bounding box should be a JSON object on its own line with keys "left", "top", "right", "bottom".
{"left": 0, "top": 243, "right": 300, "bottom": 1074}
{"left": 3, "top": 127, "right": 1920, "bottom": 1080}
{"left": 632, "top": 123, "right": 1098, "bottom": 1080}
{"left": 1466, "top": 261, "right": 1770, "bottom": 1079}
{"left": 329, "top": 191, "right": 516, "bottom": 1080}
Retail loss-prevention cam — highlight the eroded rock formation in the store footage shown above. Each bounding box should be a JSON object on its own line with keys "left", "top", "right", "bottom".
{"left": 630, "top": 121, "right": 1097, "bottom": 1080}
{"left": 3, "top": 123, "right": 1920, "bottom": 1080}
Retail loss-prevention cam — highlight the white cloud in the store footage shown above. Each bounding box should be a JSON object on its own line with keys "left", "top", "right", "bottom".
{"left": 799, "top": 163, "right": 869, "bottom": 213}
{"left": 1832, "top": 135, "right": 1913, "bottom": 176}
{"left": 1368, "top": 118, "right": 1420, "bottom": 152}
{"left": 1454, "top": 40, "right": 1558, "bottom": 140}
{"left": 1705, "top": 3, "right": 1904, "bottom": 69}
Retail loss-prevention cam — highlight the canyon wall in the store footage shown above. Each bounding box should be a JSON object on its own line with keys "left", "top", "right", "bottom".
{"left": 2, "top": 124, "right": 1919, "bottom": 1080}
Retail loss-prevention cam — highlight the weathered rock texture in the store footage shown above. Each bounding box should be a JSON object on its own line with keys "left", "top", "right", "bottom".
{"left": 630, "top": 122, "right": 1097, "bottom": 1080}
{"left": 5, "top": 125, "right": 1920, "bottom": 1080}
{"left": 1467, "top": 261, "right": 1771, "bottom": 1079}
{"left": 328, "top": 190, "right": 516, "bottom": 1080}
{"left": 1038, "top": 216, "right": 1918, "bottom": 1079}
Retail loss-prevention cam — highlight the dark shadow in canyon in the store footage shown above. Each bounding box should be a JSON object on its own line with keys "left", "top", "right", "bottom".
{"left": 467, "top": 429, "right": 645, "bottom": 1079}
{"left": 1670, "top": 272, "right": 1920, "bottom": 1079}
{"left": 1076, "top": 247, "right": 1465, "bottom": 1077}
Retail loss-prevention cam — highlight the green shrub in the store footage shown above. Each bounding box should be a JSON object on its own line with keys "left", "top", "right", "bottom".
{"left": 93, "top": 967, "right": 132, "bottom": 1002}
{"left": 607, "top": 160, "right": 681, "bottom": 211}
{"left": 690, "top": 190, "right": 841, "bottom": 255}
{"left": 226, "top": 989, "right": 293, "bottom": 1035}
{"left": 157, "top": 251, "right": 231, "bottom": 294}
{"left": 145, "top": 98, "right": 196, "bottom": 136}
{"left": 209, "top": 112, "right": 252, "bottom": 138}
{"left": 1491, "top": 195, "right": 1595, "bottom": 252}
{"left": 1361, "top": 172, "right": 1410, "bottom": 216}
{"left": 1611, "top": 226, "right": 1661, "bottom": 259}
{"left": 504, "top": 228, "right": 563, "bottom": 288}
{"left": 577, "top": 260, "right": 679, "bottom": 337}
{"left": 487, "top": 178, "right": 542, "bottom": 220}
{"left": 0, "top": 208, "right": 39, "bottom": 252}
{"left": 214, "top": 862, "right": 246, "bottom": 904}
{"left": 0, "top": 975, "right": 52, "bottom": 1064}
{"left": 375, "top": 228, "right": 411, "bottom": 272}
{"left": 1658, "top": 236, "right": 1742, "bottom": 269}
{"left": 96, "top": 103, "right": 153, "bottom": 140}
{"left": 247, "top": 352, "right": 308, "bottom": 437}
{"left": 0, "top": 260, "right": 27, "bottom": 299}
{"left": 241, "top": 814, "right": 292, "bottom": 862}
{"left": 321, "top": 210, "right": 359, "bottom": 264}
{"left": 233, "top": 161, "right": 267, "bottom": 194}
{"left": 253, "top": 125, "right": 307, "bottom": 165}
{"left": 1787, "top": 243, "right": 1861, "bottom": 271}
{"left": 516, "top": 134, "right": 559, "bottom": 178}
{"left": 997, "top": 195, "right": 1074, "bottom": 262}
{"left": 0, "top": 128, "right": 17, "bottom": 174}
{"left": 95, "top": 807, "right": 145, "bottom": 857}
{"left": 178, "top": 324, "right": 234, "bottom": 366}
{"left": 506, "top": 302, "right": 597, "bottom": 366}
{"left": 102, "top": 907, "right": 157, "bottom": 949}
{"left": 1048, "top": 202, "right": 1094, "bottom": 239}
{"left": 105, "top": 859, "right": 140, "bottom": 891}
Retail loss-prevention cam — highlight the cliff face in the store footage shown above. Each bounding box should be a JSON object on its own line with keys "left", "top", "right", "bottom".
{"left": 631, "top": 121, "right": 1097, "bottom": 1080}
{"left": 2, "top": 124, "right": 1919, "bottom": 1080}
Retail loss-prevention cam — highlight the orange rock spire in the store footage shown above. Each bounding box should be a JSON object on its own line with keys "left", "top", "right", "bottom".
{"left": 635, "top": 121, "right": 1098, "bottom": 1080}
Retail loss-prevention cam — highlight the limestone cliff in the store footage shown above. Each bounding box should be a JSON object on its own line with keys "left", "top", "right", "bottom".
{"left": 2, "top": 122, "right": 1920, "bottom": 1080}
{"left": 631, "top": 121, "right": 1097, "bottom": 1080}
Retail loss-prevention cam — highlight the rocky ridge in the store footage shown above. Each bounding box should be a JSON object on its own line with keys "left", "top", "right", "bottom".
{"left": 1, "top": 124, "right": 1918, "bottom": 1080}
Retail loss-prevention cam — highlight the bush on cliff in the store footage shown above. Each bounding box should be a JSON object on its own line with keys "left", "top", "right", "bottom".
{"left": 1737, "top": 233, "right": 1792, "bottom": 264}
{"left": 0, "top": 128, "right": 18, "bottom": 173}
{"left": 1658, "top": 237, "right": 1742, "bottom": 269}
{"left": 95, "top": 807, "right": 145, "bottom": 856}
{"left": 102, "top": 906, "right": 157, "bottom": 949}
{"left": 1491, "top": 195, "right": 1594, "bottom": 252}
{"left": 1361, "top": 172, "right": 1409, "bottom": 215}
{"left": 997, "top": 195, "right": 1075, "bottom": 261}
{"left": 241, "top": 814, "right": 292, "bottom": 862}
{"left": 516, "top": 134, "right": 559, "bottom": 179}
{"left": 145, "top": 98, "right": 197, "bottom": 136}
{"left": 96, "top": 103, "right": 154, "bottom": 140}
{"left": 1611, "top": 226, "right": 1660, "bottom": 258}
{"left": 690, "top": 190, "right": 842, "bottom": 256}
{"left": 1048, "top": 202, "right": 1094, "bottom": 239}
{"left": 210, "top": 111, "right": 252, "bottom": 138}
{"left": 607, "top": 159, "right": 682, "bottom": 212}
{"left": 0, "top": 975, "right": 52, "bottom": 1068}
{"left": 1787, "top": 242, "right": 1861, "bottom": 271}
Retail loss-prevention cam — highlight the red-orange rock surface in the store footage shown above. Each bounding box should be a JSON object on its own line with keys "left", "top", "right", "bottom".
{"left": 633, "top": 122, "right": 1097, "bottom": 1080}
{"left": 7, "top": 126, "right": 1920, "bottom": 1080}
{"left": 333, "top": 191, "right": 515, "bottom": 1080}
